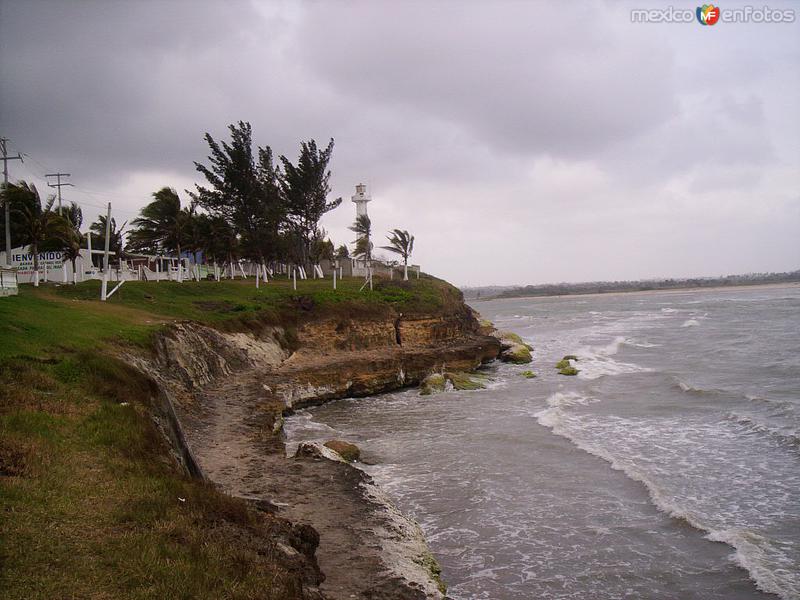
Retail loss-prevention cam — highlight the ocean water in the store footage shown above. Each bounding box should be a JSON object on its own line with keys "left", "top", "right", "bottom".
{"left": 284, "top": 285, "right": 800, "bottom": 600}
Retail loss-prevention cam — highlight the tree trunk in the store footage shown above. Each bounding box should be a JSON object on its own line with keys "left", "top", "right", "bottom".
{"left": 32, "top": 243, "right": 39, "bottom": 287}
{"left": 176, "top": 243, "right": 182, "bottom": 283}
{"left": 403, "top": 257, "right": 408, "bottom": 281}
{"left": 71, "top": 257, "right": 77, "bottom": 284}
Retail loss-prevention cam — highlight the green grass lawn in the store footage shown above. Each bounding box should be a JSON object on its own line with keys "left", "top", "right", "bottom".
{"left": 0, "top": 273, "right": 463, "bottom": 599}
{"left": 55, "top": 274, "right": 452, "bottom": 319}
{"left": 1, "top": 274, "right": 457, "bottom": 359}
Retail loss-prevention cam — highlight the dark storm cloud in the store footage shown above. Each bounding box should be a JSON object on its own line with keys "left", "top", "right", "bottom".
{"left": 1, "top": 0, "right": 798, "bottom": 284}
{"left": 1, "top": 0, "right": 284, "bottom": 181}
{"left": 294, "top": 1, "right": 679, "bottom": 158}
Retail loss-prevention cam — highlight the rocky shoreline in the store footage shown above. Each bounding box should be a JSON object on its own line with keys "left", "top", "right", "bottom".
{"left": 131, "top": 308, "right": 501, "bottom": 599}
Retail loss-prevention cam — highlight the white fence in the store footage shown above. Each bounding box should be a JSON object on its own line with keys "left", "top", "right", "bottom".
{"left": 0, "top": 268, "right": 18, "bottom": 297}
{"left": 1, "top": 246, "right": 422, "bottom": 290}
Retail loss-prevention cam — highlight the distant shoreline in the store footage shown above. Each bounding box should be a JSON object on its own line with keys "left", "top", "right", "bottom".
{"left": 469, "top": 281, "right": 800, "bottom": 302}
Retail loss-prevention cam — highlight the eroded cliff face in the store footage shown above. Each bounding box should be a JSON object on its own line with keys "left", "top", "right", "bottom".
{"left": 280, "top": 311, "right": 498, "bottom": 409}
{"left": 150, "top": 310, "right": 499, "bottom": 415}
{"left": 137, "top": 306, "right": 499, "bottom": 600}
{"left": 153, "top": 322, "right": 289, "bottom": 390}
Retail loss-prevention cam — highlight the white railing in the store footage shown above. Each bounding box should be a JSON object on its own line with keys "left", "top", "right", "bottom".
{"left": 0, "top": 268, "right": 19, "bottom": 296}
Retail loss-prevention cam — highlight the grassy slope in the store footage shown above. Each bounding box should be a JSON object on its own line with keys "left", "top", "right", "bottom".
{"left": 0, "top": 275, "right": 462, "bottom": 599}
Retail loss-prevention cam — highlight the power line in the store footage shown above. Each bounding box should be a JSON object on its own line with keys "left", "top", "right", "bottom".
{"left": 45, "top": 172, "right": 73, "bottom": 216}
{"left": 20, "top": 152, "right": 52, "bottom": 177}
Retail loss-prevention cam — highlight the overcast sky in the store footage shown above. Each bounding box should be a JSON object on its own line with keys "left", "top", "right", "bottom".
{"left": 1, "top": 0, "right": 798, "bottom": 286}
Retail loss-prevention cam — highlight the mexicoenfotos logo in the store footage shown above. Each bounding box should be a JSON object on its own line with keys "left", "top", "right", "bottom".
{"left": 696, "top": 4, "right": 721, "bottom": 25}
{"left": 631, "top": 5, "right": 796, "bottom": 24}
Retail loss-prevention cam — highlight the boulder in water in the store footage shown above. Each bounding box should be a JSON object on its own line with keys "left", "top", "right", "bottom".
{"left": 420, "top": 371, "right": 488, "bottom": 395}
{"left": 498, "top": 330, "right": 533, "bottom": 351}
{"left": 420, "top": 373, "right": 448, "bottom": 395}
{"left": 500, "top": 343, "right": 532, "bottom": 364}
{"left": 323, "top": 440, "right": 361, "bottom": 462}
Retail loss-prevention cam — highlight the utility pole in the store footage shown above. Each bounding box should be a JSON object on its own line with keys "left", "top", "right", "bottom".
{"left": 1, "top": 138, "right": 23, "bottom": 266}
{"left": 45, "top": 172, "right": 72, "bottom": 215}
{"left": 101, "top": 202, "right": 111, "bottom": 301}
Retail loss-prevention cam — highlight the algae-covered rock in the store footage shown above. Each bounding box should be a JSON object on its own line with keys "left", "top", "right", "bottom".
{"left": 447, "top": 371, "right": 487, "bottom": 391}
{"left": 324, "top": 439, "right": 361, "bottom": 462}
{"left": 555, "top": 358, "right": 572, "bottom": 370}
{"left": 478, "top": 318, "right": 496, "bottom": 336}
{"left": 500, "top": 343, "right": 532, "bottom": 364}
{"left": 556, "top": 355, "right": 579, "bottom": 373}
{"left": 420, "top": 371, "right": 488, "bottom": 395}
{"left": 498, "top": 331, "right": 533, "bottom": 351}
{"left": 420, "top": 373, "right": 448, "bottom": 395}
{"left": 520, "top": 370, "right": 537, "bottom": 379}
{"left": 414, "top": 551, "right": 447, "bottom": 595}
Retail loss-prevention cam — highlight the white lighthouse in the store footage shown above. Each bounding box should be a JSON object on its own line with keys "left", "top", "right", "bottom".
{"left": 351, "top": 183, "right": 371, "bottom": 219}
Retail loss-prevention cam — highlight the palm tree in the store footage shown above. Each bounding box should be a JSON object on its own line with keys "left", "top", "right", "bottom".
{"left": 129, "top": 187, "right": 190, "bottom": 280}
{"left": 381, "top": 229, "right": 415, "bottom": 280}
{"left": 8, "top": 181, "right": 60, "bottom": 286}
{"left": 89, "top": 215, "right": 127, "bottom": 268}
{"left": 56, "top": 202, "right": 84, "bottom": 284}
{"left": 349, "top": 214, "right": 372, "bottom": 265}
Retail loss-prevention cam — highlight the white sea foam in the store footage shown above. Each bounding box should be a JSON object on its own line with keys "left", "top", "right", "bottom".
{"left": 674, "top": 379, "right": 716, "bottom": 395}
{"left": 725, "top": 411, "right": 800, "bottom": 448}
{"left": 706, "top": 528, "right": 798, "bottom": 599}
{"left": 282, "top": 410, "right": 341, "bottom": 456}
{"left": 534, "top": 393, "right": 800, "bottom": 600}
{"left": 572, "top": 336, "right": 651, "bottom": 379}
{"left": 627, "top": 339, "right": 660, "bottom": 348}
{"left": 681, "top": 319, "right": 701, "bottom": 327}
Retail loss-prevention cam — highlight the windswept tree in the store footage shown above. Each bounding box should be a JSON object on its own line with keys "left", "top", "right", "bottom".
{"left": 197, "top": 213, "right": 238, "bottom": 275}
{"left": 381, "top": 229, "right": 415, "bottom": 280}
{"left": 309, "top": 227, "right": 334, "bottom": 266}
{"left": 89, "top": 215, "right": 127, "bottom": 266}
{"left": 128, "top": 187, "right": 190, "bottom": 262}
{"left": 8, "top": 181, "right": 61, "bottom": 286}
{"left": 349, "top": 214, "right": 373, "bottom": 265}
{"left": 280, "top": 139, "right": 342, "bottom": 267}
{"left": 56, "top": 202, "right": 84, "bottom": 284}
{"left": 193, "top": 121, "right": 283, "bottom": 267}
{"left": 182, "top": 201, "right": 206, "bottom": 265}
{"left": 1, "top": 181, "right": 38, "bottom": 249}
{"left": 335, "top": 244, "right": 349, "bottom": 260}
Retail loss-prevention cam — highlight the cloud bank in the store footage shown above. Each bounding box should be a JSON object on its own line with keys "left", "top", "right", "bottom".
{"left": 1, "top": 0, "right": 798, "bottom": 285}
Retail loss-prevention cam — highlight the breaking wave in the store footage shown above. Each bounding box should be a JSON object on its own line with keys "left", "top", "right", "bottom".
{"left": 725, "top": 411, "right": 800, "bottom": 450}
{"left": 535, "top": 391, "right": 799, "bottom": 600}
{"left": 571, "top": 336, "right": 651, "bottom": 379}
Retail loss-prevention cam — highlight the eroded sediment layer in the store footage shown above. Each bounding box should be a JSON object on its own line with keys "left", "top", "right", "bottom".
{"left": 135, "top": 310, "right": 499, "bottom": 599}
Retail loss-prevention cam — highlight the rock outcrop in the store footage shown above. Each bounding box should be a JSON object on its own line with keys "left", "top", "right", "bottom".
{"left": 136, "top": 301, "right": 500, "bottom": 600}
{"left": 323, "top": 440, "right": 361, "bottom": 462}
{"left": 496, "top": 330, "right": 533, "bottom": 364}
{"left": 419, "top": 371, "right": 489, "bottom": 395}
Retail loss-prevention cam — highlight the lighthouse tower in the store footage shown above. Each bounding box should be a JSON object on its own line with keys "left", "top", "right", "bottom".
{"left": 351, "top": 183, "right": 371, "bottom": 219}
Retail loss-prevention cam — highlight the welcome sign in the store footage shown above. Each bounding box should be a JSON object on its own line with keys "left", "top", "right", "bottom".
{"left": 8, "top": 247, "right": 65, "bottom": 276}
